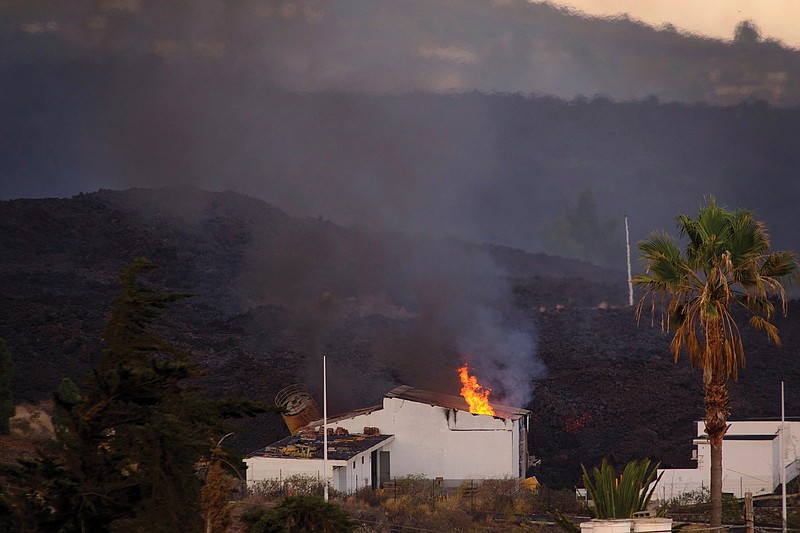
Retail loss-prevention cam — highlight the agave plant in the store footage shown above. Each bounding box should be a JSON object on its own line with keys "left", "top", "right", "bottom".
{"left": 581, "top": 458, "right": 663, "bottom": 519}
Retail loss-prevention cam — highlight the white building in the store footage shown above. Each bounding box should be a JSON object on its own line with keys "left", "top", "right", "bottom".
{"left": 245, "top": 385, "right": 531, "bottom": 493}
{"left": 245, "top": 432, "right": 394, "bottom": 494}
{"left": 655, "top": 420, "right": 800, "bottom": 501}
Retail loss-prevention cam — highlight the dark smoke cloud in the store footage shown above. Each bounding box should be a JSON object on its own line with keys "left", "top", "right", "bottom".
{"left": 4, "top": 0, "right": 800, "bottom": 410}
{"left": 233, "top": 209, "right": 542, "bottom": 411}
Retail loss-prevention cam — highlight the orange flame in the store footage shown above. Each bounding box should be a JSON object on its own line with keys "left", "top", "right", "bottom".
{"left": 457, "top": 364, "right": 495, "bottom": 416}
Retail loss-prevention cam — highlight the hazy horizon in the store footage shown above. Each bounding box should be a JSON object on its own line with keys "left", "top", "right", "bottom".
{"left": 548, "top": 0, "right": 800, "bottom": 48}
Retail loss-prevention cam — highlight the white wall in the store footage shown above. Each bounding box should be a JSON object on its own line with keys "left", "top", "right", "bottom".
{"left": 655, "top": 420, "right": 800, "bottom": 501}
{"left": 245, "top": 456, "right": 339, "bottom": 487}
{"left": 338, "top": 453, "right": 373, "bottom": 492}
{"left": 323, "top": 396, "right": 525, "bottom": 481}
{"left": 245, "top": 452, "right": 375, "bottom": 493}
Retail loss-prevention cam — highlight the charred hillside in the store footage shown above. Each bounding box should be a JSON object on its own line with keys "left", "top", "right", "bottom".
{"left": 2, "top": 188, "right": 799, "bottom": 487}
{"left": 4, "top": 69, "right": 800, "bottom": 271}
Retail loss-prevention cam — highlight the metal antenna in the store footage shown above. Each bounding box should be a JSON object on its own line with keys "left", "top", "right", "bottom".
{"left": 323, "top": 352, "right": 329, "bottom": 501}
{"left": 625, "top": 215, "right": 633, "bottom": 306}
{"left": 781, "top": 380, "right": 787, "bottom": 533}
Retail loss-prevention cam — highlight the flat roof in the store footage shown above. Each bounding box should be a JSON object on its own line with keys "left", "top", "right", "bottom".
{"left": 385, "top": 385, "right": 531, "bottom": 420}
{"left": 249, "top": 433, "right": 394, "bottom": 461}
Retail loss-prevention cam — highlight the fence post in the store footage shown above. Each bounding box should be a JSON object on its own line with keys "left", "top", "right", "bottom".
{"left": 471, "top": 479, "right": 474, "bottom": 513}
{"left": 744, "top": 492, "right": 753, "bottom": 533}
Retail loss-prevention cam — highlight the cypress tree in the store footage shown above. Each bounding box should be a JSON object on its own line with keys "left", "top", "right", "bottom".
{"left": 9, "top": 258, "right": 267, "bottom": 532}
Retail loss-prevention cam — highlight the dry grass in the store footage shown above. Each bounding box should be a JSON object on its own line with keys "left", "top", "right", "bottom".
{"left": 233, "top": 479, "right": 578, "bottom": 532}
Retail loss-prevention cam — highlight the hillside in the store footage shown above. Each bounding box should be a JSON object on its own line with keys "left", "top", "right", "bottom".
{"left": 2, "top": 188, "right": 799, "bottom": 487}
{"left": 3, "top": 0, "right": 800, "bottom": 106}
{"left": 4, "top": 76, "right": 800, "bottom": 270}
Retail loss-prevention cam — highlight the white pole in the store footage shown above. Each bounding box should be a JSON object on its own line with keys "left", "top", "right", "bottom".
{"left": 323, "top": 353, "right": 329, "bottom": 502}
{"left": 781, "top": 380, "right": 787, "bottom": 533}
{"left": 625, "top": 215, "right": 633, "bottom": 307}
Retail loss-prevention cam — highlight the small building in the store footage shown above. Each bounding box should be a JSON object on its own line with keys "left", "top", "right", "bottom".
{"left": 245, "top": 385, "right": 531, "bottom": 492}
{"left": 245, "top": 431, "right": 394, "bottom": 493}
{"left": 655, "top": 420, "right": 800, "bottom": 501}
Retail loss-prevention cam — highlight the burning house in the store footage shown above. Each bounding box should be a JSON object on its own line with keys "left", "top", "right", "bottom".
{"left": 245, "top": 376, "right": 531, "bottom": 493}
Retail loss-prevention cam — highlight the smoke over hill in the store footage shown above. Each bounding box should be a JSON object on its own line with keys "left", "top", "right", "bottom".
{"left": 3, "top": 71, "right": 800, "bottom": 269}
{"left": 3, "top": 0, "right": 800, "bottom": 105}
{"left": 2, "top": 189, "right": 620, "bottom": 410}
{"left": 4, "top": 1, "right": 800, "bottom": 269}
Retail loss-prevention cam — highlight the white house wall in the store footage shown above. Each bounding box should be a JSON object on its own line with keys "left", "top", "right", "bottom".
{"left": 246, "top": 452, "right": 376, "bottom": 493}
{"left": 246, "top": 457, "right": 343, "bottom": 487}
{"left": 655, "top": 420, "right": 800, "bottom": 501}
{"left": 322, "top": 396, "right": 522, "bottom": 481}
{"left": 338, "top": 453, "right": 374, "bottom": 492}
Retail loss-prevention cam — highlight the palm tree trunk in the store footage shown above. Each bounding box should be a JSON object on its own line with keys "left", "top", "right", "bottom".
{"left": 710, "top": 438, "right": 723, "bottom": 528}
{"left": 705, "top": 377, "right": 730, "bottom": 529}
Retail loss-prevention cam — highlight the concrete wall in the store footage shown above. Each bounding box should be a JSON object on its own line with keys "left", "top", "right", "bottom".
{"left": 655, "top": 420, "right": 800, "bottom": 501}
{"left": 245, "top": 452, "right": 374, "bottom": 493}
{"left": 245, "top": 456, "right": 338, "bottom": 487}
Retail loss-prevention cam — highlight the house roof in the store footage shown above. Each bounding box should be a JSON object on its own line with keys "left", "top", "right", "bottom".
{"left": 299, "top": 384, "right": 532, "bottom": 432}
{"left": 249, "top": 433, "right": 394, "bottom": 461}
{"left": 325, "top": 404, "right": 383, "bottom": 425}
{"left": 385, "top": 385, "right": 531, "bottom": 420}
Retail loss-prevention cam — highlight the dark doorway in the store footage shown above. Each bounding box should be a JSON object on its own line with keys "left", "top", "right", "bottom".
{"left": 370, "top": 450, "right": 391, "bottom": 488}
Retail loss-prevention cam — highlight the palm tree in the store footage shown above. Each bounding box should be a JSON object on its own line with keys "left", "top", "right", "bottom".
{"left": 634, "top": 197, "right": 798, "bottom": 529}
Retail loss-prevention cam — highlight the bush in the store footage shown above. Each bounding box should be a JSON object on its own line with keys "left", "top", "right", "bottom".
{"left": 245, "top": 495, "right": 355, "bottom": 533}
{"left": 391, "top": 474, "right": 440, "bottom": 503}
{"left": 475, "top": 477, "right": 521, "bottom": 516}
{"left": 582, "top": 458, "right": 661, "bottom": 518}
{"left": 250, "top": 475, "right": 330, "bottom": 500}
{"left": 661, "top": 487, "right": 742, "bottom": 524}
{"left": 722, "top": 493, "right": 742, "bottom": 524}
{"left": 349, "top": 485, "right": 385, "bottom": 507}
{"left": 531, "top": 485, "right": 582, "bottom": 515}
{"left": 381, "top": 495, "right": 473, "bottom": 532}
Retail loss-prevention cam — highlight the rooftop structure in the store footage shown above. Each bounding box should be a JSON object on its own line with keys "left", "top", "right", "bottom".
{"left": 253, "top": 432, "right": 394, "bottom": 462}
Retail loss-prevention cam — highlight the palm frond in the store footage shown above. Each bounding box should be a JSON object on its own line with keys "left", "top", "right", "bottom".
{"left": 760, "top": 251, "right": 799, "bottom": 279}
{"left": 638, "top": 232, "right": 685, "bottom": 284}
{"left": 727, "top": 210, "right": 769, "bottom": 260}
{"left": 638, "top": 197, "right": 795, "bottom": 385}
{"left": 749, "top": 315, "right": 782, "bottom": 345}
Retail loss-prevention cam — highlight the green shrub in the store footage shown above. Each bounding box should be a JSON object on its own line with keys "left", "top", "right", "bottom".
{"left": 722, "top": 493, "right": 742, "bottom": 524}
{"left": 245, "top": 495, "right": 355, "bottom": 533}
{"left": 582, "top": 458, "right": 662, "bottom": 519}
